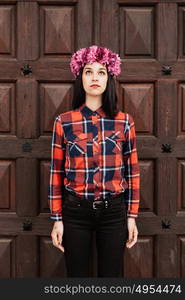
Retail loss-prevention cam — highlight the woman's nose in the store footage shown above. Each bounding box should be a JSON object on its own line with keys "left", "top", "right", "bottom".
{"left": 92, "top": 75, "right": 98, "bottom": 81}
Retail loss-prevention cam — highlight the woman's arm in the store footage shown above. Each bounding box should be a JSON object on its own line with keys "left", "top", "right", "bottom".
{"left": 48, "top": 115, "right": 66, "bottom": 252}
{"left": 123, "top": 113, "right": 140, "bottom": 219}
{"left": 122, "top": 114, "right": 140, "bottom": 248}
{"left": 48, "top": 115, "right": 66, "bottom": 221}
{"left": 51, "top": 221, "right": 65, "bottom": 252}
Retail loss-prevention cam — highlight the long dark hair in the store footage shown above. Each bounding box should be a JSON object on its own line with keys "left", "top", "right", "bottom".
{"left": 72, "top": 68, "right": 120, "bottom": 119}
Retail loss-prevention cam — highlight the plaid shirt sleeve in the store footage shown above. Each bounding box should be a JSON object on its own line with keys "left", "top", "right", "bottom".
{"left": 48, "top": 115, "right": 66, "bottom": 221}
{"left": 123, "top": 113, "right": 140, "bottom": 218}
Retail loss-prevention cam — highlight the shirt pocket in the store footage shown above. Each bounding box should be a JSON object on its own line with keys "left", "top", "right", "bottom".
{"left": 105, "top": 130, "right": 126, "bottom": 154}
{"left": 66, "top": 132, "right": 88, "bottom": 157}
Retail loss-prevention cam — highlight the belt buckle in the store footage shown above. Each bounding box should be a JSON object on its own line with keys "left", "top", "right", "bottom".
{"left": 93, "top": 201, "right": 98, "bottom": 209}
{"left": 93, "top": 200, "right": 102, "bottom": 209}
{"left": 92, "top": 200, "right": 109, "bottom": 209}
{"left": 93, "top": 200, "right": 103, "bottom": 209}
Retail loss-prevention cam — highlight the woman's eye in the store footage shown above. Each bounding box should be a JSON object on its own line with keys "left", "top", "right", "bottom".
{"left": 85, "top": 70, "right": 106, "bottom": 75}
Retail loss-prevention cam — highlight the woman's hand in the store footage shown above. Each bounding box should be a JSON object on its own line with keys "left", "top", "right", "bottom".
{"left": 126, "top": 217, "right": 138, "bottom": 249}
{"left": 51, "top": 221, "right": 65, "bottom": 252}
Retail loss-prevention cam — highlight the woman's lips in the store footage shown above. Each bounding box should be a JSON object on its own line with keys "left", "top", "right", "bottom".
{"left": 90, "top": 85, "right": 100, "bottom": 88}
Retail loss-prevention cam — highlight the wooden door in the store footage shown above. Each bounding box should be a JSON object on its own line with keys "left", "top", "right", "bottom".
{"left": 0, "top": 0, "right": 184, "bottom": 278}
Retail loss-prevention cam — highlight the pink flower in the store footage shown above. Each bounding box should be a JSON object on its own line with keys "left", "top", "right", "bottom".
{"left": 70, "top": 45, "right": 121, "bottom": 77}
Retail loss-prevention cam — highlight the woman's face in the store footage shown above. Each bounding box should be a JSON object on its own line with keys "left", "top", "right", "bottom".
{"left": 82, "top": 62, "right": 108, "bottom": 97}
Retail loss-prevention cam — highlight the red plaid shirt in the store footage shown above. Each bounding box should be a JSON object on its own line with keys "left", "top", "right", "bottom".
{"left": 48, "top": 103, "right": 140, "bottom": 220}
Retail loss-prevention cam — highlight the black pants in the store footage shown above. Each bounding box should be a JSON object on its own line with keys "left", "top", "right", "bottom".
{"left": 62, "top": 190, "right": 128, "bottom": 277}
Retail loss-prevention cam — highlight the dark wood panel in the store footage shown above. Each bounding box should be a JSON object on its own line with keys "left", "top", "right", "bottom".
{"left": 121, "top": 83, "right": 154, "bottom": 134}
{"left": 39, "top": 237, "right": 66, "bottom": 277}
{"left": 16, "top": 235, "right": 38, "bottom": 277}
{"left": 16, "top": 158, "right": 39, "bottom": 216}
{"left": 157, "top": 3, "right": 177, "bottom": 61}
{"left": 120, "top": 6, "right": 155, "bottom": 58}
{"left": 157, "top": 157, "right": 177, "bottom": 216}
{"left": 100, "top": 0, "right": 118, "bottom": 50}
{"left": 157, "top": 80, "right": 177, "bottom": 137}
{"left": 40, "top": 83, "right": 73, "bottom": 134}
{"left": 0, "top": 5, "right": 15, "bottom": 57}
{"left": 17, "top": 2, "right": 39, "bottom": 60}
{"left": 40, "top": 161, "right": 51, "bottom": 212}
{"left": 77, "top": 0, "right": 93, "bottom": 48}
{"left": 124, "top": 237, "right": 154, "bottom": 277}
{"left": 0, "top": 160, "right": 15, "bottom": 211}
{"left": 17, "top": 80, "right": 38, "bottom": 138}
{"left": 0, "top": 237, "right": 15, "bottom": 278}
{"left": 178, "top": 83, "right": 185, "bottom": 134}
{"left": 139, "top": 160, "right": 154, "bottom": 213}
{"left": 40, "top": 5, "right": 75, "bottom": 56}
{"left": 156, "top": 234, "right": 178, "bottom": 277}
{"left": 179, "top": 236, "right": 185, "bottom": 277}
{"left": 0, "top": 84, "right": 15, "bottom": 133}
{"left": 177, "top": 160, "right": 185, "bottom": 212}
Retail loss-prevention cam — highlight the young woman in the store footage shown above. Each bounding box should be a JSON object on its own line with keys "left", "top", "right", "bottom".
{"left": 48, "top": 45, "right": 140, "bottom": 277}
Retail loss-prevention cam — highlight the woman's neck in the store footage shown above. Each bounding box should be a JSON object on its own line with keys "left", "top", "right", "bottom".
{"left": 85, "top": 95, "right": 102, "bottom": 111}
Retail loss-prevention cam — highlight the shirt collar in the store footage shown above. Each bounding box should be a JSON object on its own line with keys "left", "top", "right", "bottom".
{"left": 79, "top": 103, "right": 106, "bottom": 118}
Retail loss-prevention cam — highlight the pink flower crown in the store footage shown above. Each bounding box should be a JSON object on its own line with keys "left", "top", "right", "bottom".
{"left": 70, "top": 45, "right": 121, "bottom": 78}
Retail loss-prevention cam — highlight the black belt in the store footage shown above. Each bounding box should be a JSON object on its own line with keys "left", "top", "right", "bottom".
{"left": 63, "top": 190, "right": 125, "bottom": 210}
